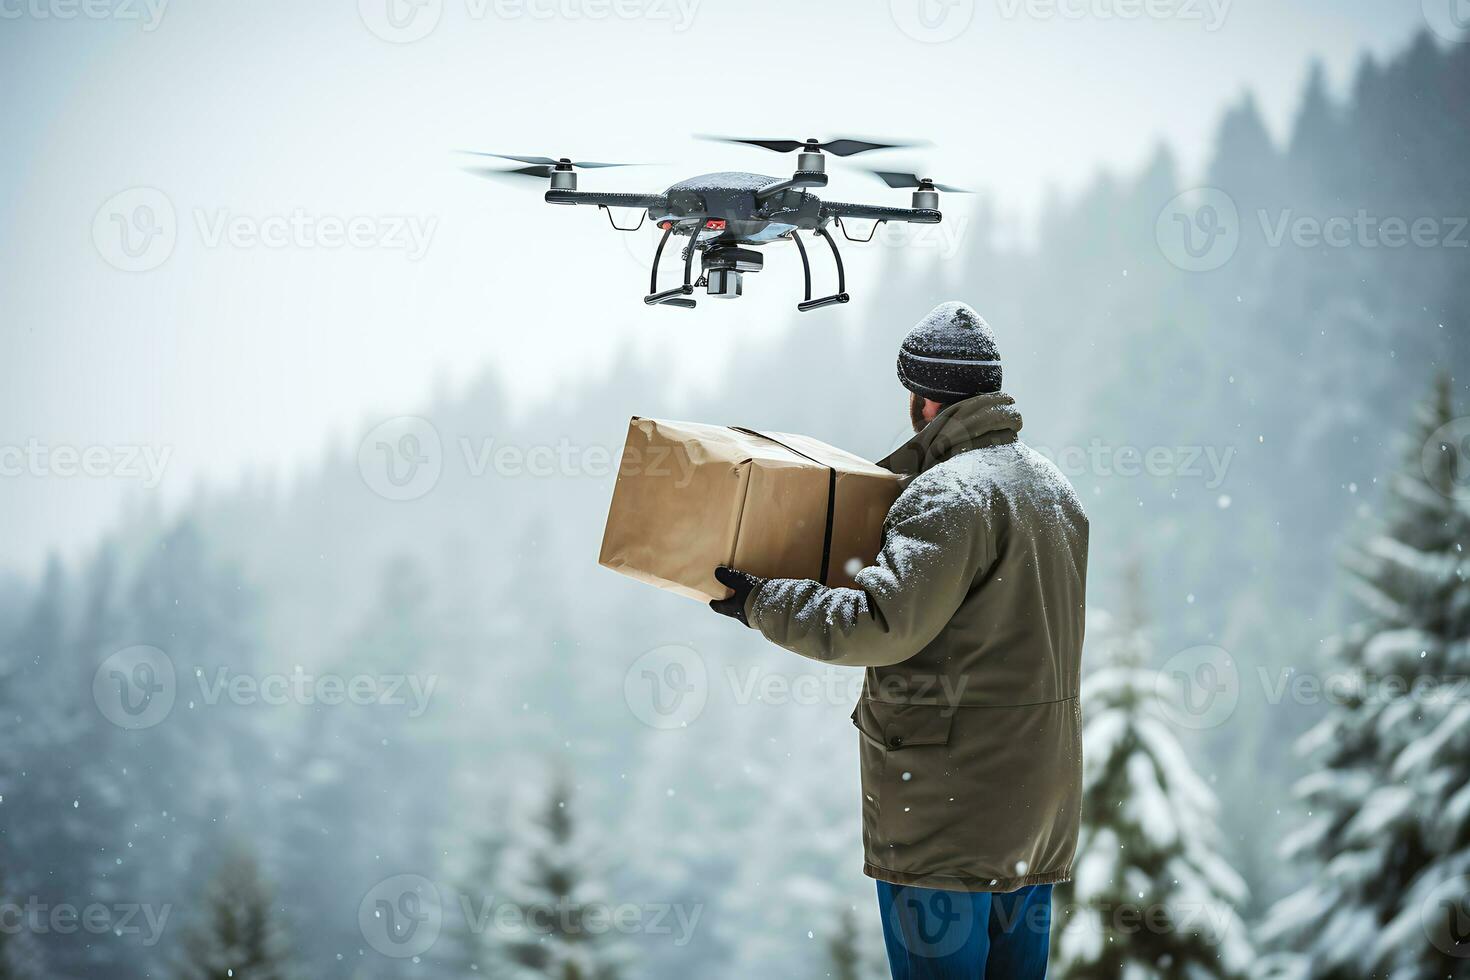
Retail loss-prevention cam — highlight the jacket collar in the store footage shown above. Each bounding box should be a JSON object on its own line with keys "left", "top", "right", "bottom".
{"left": 879, "top": 392, "right": 1024, "bottom": 476}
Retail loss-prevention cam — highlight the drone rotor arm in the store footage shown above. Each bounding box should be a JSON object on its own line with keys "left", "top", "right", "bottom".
{"left": 543, "top": 189, "right": 670, "bottom": 210}
{"left": 820, "top": 200, "right": 942, "bottom": 224}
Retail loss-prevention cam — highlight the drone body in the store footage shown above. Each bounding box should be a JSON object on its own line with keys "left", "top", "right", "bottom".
{"left": 464, "top": 138, "right": 961, "bottom": 311}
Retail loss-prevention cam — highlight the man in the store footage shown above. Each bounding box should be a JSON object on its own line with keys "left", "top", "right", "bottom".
{"left": 710, "top": 301, "right": 1089, "bottom": 979}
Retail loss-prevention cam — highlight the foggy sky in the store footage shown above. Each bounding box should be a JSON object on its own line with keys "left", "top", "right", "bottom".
{"left": 0, "top": 0, "right": 1442, "bottom": 572}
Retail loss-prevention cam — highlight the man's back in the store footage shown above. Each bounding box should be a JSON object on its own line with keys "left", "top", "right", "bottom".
{"left": 859, "top": 426, "right": 1088, "bottom": 892}
{"left": 708, "top": 302, "right": 1090, "bottom": 978}
{"left": 879, "top": 437, "right": 1089, "bottom": 708}
{"left": 748, "top": 393, "right": 1090, "bottom": 892}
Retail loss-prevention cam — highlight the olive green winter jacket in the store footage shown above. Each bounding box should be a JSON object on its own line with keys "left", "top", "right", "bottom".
{"left": 744, "top": 393, "right": 1089, "bottom": 892}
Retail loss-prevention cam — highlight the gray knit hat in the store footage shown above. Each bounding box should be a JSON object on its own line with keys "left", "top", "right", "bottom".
{"left": 897, "top": 301, "right": 1002, "bottom": 403}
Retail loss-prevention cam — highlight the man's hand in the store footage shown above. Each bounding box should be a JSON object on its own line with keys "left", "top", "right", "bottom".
{"left": 709, "top": 565, "right": 765, "bottom": 627}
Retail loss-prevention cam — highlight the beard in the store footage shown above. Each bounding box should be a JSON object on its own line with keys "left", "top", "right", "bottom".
{"left": 909, "top": 392, "right": 929, "bottom": 434}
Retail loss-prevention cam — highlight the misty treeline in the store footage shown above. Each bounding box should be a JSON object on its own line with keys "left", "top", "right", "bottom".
{"left": 1, "top": 30, "right": 1467, "bottom": 980}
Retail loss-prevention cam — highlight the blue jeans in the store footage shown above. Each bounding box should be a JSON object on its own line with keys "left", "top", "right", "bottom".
{"left": 877, "top": 880, "right": 1053, "bottom": 979}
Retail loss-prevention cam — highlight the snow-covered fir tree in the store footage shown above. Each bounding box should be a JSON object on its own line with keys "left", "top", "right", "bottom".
{"left": 444, "top": 802, "right": 509, "bottom": 976}
{"left": 1055, "top": 589, "right": 1252, "bottom": 979}
{"left": 174, "top": 846, "right": 295, "bottom": 980}
{"left": 1261, "top": 377, "right": 1470, "bottom": 979}
{"left": 0, "top": 548, "right": 136, "bottom": 976}
{"left": 495, "top": 772, "right": 632, "bottom": 980}
{"left": 712, "top": 684, "right": 870, "bottom": 980}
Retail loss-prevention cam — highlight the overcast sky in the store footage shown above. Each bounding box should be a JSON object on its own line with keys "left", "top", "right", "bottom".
{"left": 0, "top": 0, "right": 1445, "bottom": 572}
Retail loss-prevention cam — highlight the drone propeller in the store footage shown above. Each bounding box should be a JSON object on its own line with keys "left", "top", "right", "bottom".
{"left": 697, "top": 135, "right": 922, "bottom": 158}
{"left": 460, "top": 163, "right": 560, "bottom": 182}
{"left": 458, "top": 151, "right": 641, "bottom": 169}
{"left": 869, "top": 170, "right": 972, "bottom": 194}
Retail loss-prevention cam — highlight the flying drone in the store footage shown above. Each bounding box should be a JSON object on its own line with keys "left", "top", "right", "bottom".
{"left": 461, "top": 136, "right": 967, "bottom": 311}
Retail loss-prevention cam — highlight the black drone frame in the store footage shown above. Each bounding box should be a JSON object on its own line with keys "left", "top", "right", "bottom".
{"left": 542, "top": 192, "right": 940, "bottom": 312}
{"left": 477, "top": 138, "right": 955, "bottom": 312}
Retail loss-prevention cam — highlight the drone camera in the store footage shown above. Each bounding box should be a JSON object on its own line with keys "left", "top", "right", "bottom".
{"left": 707, "top": 269, "right": 742, "bottom": 298}
{"left": 703, "top": 246, "right": 762, "bottom": 300}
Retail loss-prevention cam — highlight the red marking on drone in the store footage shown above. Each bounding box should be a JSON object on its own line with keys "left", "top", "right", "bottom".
{"left": 705, "top": 219, "right": 727, "bottom": 230}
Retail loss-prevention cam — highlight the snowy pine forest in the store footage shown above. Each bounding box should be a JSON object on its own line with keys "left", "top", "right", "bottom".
{"left": 2, "top": 30, "right": 1469, "bottom": 980}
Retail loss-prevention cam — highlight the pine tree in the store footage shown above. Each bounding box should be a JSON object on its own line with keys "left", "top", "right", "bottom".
{"left": 495, "top": 773, "right": 632, "bottom": 980}
{"left": 1261, "top": 377, "right": 1470, "bottom": 979}
{"left": 1054, "top": 587, "right": 1252, "bottom": 979}
{"left": 446, "top": 810, "right": 509, "bottom": 976}
{"left": 174, "top": 846, "right": 295, "bottom": 980}
{"left": 273, "top": 553, "right": 455, "bottom": 972}
{"left": 1286, "top": 61, "right": 1343, "bottom": 199}
{"left": 825, "top": 903, "right": 882, "bottom": 980}
{"left": 0, "top": 557, "right": 102, "bottom": 975}
{"left": 0, "top": 867, "right": 47, "bottom": 980}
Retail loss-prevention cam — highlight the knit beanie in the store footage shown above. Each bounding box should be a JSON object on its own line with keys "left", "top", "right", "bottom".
{"left": 896, "top": 301, "right": 1002, "bottom": 403}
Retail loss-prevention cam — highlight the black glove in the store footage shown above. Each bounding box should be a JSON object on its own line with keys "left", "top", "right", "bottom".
{"left": 709, "top": 565, "right": 765, "bottom": 627}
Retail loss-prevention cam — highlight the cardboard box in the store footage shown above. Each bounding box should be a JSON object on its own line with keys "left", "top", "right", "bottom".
{"left": 598, "top": 417, "right": 905, "bottom": 602}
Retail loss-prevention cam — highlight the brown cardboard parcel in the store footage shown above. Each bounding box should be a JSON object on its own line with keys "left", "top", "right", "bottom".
{"left": 598, "top": 417, "right": 905, "bottom": 602}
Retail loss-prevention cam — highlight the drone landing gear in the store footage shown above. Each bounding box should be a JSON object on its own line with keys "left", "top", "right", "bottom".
{"left": 790, "top": 228, "right": 849, "bottom": 312}
{"left": 644, "top": 222, "right": 698, "bottom": 309}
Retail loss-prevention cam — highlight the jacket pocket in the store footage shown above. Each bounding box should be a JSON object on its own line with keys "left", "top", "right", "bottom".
{"left": 851, "top": 699, "right": 957, "bottom": 855}
{"left": 851, "top": 698, "right": 955, "bottom": 751}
